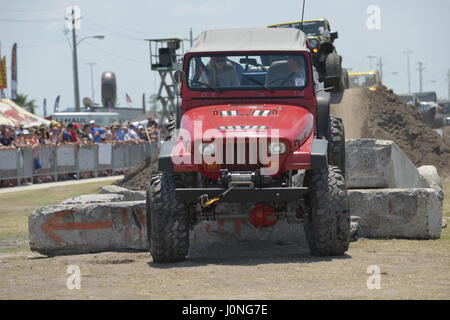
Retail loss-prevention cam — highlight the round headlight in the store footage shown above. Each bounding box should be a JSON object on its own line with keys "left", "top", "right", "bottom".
{"left": 268, "top": 142, "right": 286, "bottom": 155}
{"left": 199, "top": 143, "right": 216, "bottom": 155}
{"left": 309, "top": 39, "right": 319, "bottom": 49}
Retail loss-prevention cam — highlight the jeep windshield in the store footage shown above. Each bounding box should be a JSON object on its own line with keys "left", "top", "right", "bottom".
{"left": 349, "top": 74, "right": 377, "bottom": 89}
{"left": 416, "top": 92, "right": 437, "bottom": 103}
{"left": 399, "top": 95, "right": 414, "bottom": 105}
{"left": 271, "top": 21, "right": 326, "bottom": 37}
{"left": 187, "top": 53, "right": 308, "bottom": 92}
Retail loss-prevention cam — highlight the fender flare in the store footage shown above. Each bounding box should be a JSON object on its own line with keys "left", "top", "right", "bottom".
{"left": 316, "top": 91, "right": 331, "bottom": 139}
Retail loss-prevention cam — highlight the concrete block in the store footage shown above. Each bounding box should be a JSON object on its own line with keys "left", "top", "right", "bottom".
{"left": 60, "top": 194, "right": 125, "bottom": 205}
{"left": 346, "top": 139, "right": 430, "bottom": 189}
{"left": 417, "top": 165, "right": 443, "bottom": 202}
{"left": 99, "top": 185, "right": 146, "bottom": 201}
{"left": 348, "top": 188, "right": 442, "bottom": 239}
{"left": 29, "top": 201, "right": 147, "bottom": 256}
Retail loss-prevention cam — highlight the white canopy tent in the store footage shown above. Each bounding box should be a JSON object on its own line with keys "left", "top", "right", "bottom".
{"left": 0, "top": 99, "right": 50, "bottom": 127}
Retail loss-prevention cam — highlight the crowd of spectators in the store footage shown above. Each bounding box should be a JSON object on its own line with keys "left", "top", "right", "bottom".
{"left": 0, "top": 118, "right": 159, "bottom": 149}
{"left": 0, "top": 118, "right": 160, "bottom": 187}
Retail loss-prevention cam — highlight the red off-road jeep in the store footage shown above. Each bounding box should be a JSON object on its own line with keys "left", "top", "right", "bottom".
{"left": 147, "top": 28, "right": 350, "bottom": 263}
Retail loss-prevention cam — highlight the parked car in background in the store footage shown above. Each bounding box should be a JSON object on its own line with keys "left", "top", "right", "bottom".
{"left": 398, "top": 93, "right": 420, "bottom": 108}
{"left": 413, "top": 91, "right": 438, "bottom": 127}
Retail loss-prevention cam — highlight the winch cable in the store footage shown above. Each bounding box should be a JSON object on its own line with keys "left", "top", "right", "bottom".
{"left": 202, "top": 185, "right": 237, "bottom": 207}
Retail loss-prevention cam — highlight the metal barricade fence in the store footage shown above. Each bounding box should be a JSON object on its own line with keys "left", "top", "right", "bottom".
{"left": 0, "top": 142, "right": 158, "bottom": 185}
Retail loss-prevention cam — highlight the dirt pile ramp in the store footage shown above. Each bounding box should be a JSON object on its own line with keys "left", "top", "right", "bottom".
{"left": 331, "top": 87, "right": 450, "bottom": 177}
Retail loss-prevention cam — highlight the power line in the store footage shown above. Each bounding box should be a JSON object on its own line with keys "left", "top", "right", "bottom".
{"left": 0, "top": 17, "right": 62, "bottom": 23}
{"left": 83, "top": 41, "right": 148, "bottom": 64}
{"left": 82, "top": 9, "right": 151, "bottom": 36}
{"left": 0, "top": 5, "right": 70, "bottom": 13}
{"left": 82, "top": 19, "right": 144, "bottom": 42}
{"left": 1, "top": 39, "right": 67, "bottom": 49}
{"left": 82, "top": 9, "right": 191, "bottom": 38}
{"left": 367, "top": 55, "right": 377, "bottom": 70}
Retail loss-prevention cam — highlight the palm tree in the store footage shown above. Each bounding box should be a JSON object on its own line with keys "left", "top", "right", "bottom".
{"left": 13, "top": 93, "right": 37, "bottom": 114}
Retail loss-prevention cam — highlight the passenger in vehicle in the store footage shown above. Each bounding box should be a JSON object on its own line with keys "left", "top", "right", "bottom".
{"left": 266, "top": 56, "right": 306, "bottom": 87}
{"left": 200, "top": 56, "right": 241, "bottom": 88}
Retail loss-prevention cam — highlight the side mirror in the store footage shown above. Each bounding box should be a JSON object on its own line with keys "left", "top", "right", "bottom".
{"left": 324, "top": 76, "right": 340, "bottom": 92}
{"left": 174, "top": 70, "right": 186, "bottom": 84}
{"left": 330, "top": 31, "right": 338, "bottom": 41}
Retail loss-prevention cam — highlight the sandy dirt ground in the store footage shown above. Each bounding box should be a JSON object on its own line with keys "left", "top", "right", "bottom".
{"left": 0, "top": 236, "right": 449, "bottom": 300}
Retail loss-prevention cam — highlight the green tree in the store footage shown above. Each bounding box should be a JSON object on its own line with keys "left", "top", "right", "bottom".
{"left": 13, "top": 93, "right": 37, "bottom": 114}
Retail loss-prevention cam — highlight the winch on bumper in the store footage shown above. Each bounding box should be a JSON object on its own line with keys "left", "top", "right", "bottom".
{"left": 175, "top": 170, "right": 308, "bottom": 204}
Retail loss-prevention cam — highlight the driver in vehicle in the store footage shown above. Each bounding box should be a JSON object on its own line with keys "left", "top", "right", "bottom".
{"left": 199, "top": 56, "right": 241, "bottom": 88}
{"left": 265, "top": 56, "right": 306, "bottom": 87}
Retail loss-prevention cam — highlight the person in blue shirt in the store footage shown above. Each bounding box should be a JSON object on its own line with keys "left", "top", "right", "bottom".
{"left": 90, "top": 125, "right": 106, "bottom": 143}
{"left": 114, "top": 126, "right": 126, "bottom": 141}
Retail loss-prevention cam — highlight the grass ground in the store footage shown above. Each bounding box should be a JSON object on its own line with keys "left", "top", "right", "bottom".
{"left": 0, "top": 180, "right": 448, "bottom": 300}
{"left": 0, "top": 181, "right": 115, "bottom": 254}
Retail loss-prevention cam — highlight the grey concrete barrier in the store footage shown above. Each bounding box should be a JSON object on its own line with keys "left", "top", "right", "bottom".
{"left": 99, "top": 185, "right": 146, "bottom": 201}
{"left": 0, "top": 142, "right": 157, "bottom": 183}
{"left": 29, "top": 200, "right": 148, "bottom": 255}
{"left": 346, "top": 139, "right": 430, "bottom": 189}
{"left": 348, "top": 188, "right": 442, "bottom": 239}
{"left": 77, "top": 145, "right": 97, "bottom": 172}
{"left": 0, "top": 149, "right": 18, "bottom": 178}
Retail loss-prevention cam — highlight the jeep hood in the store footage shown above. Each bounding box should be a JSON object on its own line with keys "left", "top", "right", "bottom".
{"left": 180, "top": 104, "right": 314, "bottom": 150}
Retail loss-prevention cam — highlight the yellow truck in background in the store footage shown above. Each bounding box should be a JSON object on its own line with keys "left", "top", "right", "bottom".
{"left": 348, "top": 70, "right": 381, "bottom": 91}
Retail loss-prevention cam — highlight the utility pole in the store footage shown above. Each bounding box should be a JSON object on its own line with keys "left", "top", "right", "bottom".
{"left": 86, "top": 62, "right": 97, "bottom": 102}
{"left": 71, "top": 7, "right": 81, "bottom": 112}
{"left": 367, "top": 55, "right": 377, "bottom": 70}
{"left": 377, "top": 57, "right": 385, "bottom": 83}
{"left": 418, "top": 62, "right": 425, "bottom": 93}
{"left": 447, "top": 69, "right": 450, "bottom": 100}
{"left": 402, "top": 50, "right": 413, "bottom": 93}
{"left": 189, "top": 28, "right": 193, "bottom": 48}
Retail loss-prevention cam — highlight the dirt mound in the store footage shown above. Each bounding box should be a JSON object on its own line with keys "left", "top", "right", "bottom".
{"left": 114, "top": 150, "right": 158, "bottom": 191}
{"left": 332, "top": 86, "right": 450, "bottom": 177}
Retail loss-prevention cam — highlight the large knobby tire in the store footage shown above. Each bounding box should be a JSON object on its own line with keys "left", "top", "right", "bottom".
{"left": 328, "top": 117, "right": 346, "bottom": 177}
{"left": 148, "top": 172, "right": 190, "bottom": 263}
{"left": 304, "top": 166, "right": 350, "bottom": 256}
{"left": 325, "top": 52, "right": 345, "bottom": 92}
{"left": 342, "top": 68, "right": 349, "bottom": 89}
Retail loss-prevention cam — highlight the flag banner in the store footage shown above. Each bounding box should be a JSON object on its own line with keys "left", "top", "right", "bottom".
{"left": 0, "top": 56, "right": 7, "bottom": 89}
{"left": 43, "top": 98, "right": 47, "bottom": 118}
{"left": 11, "top": 43, "right": 17, "bottom": 99}
{"left": 54, "top": 95, "right": 61, "bottom": 113}
{"left": 126, "top": 93, "right": 132, "bottom": 103}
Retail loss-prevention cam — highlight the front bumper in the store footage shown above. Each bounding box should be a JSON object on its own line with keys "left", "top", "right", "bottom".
{"left": 175, "top": 187, "right": 308, "bottom": 203}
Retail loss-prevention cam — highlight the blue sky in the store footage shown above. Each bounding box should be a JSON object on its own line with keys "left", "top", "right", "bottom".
{"left": 1, "top": 0, "right": 449, "bottom": 116}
